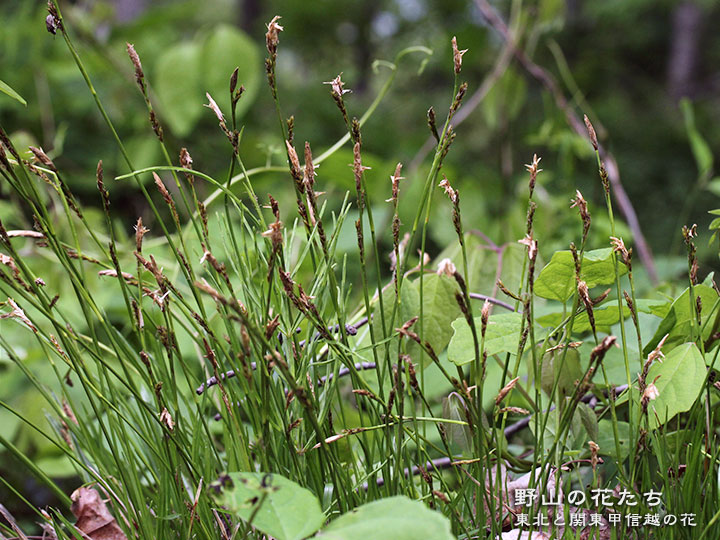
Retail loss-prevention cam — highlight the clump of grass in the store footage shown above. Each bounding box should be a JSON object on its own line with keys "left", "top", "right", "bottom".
{"left": 1, "top": 3, "right": 719, "bottom": 540}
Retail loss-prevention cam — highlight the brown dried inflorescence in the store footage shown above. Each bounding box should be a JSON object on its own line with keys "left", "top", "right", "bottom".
{"left": 525, "top": 154, "right": 542, "bottom": 198}
{"left": 610, "top": 236, "right": 632, "bottom": 268}
{"left": 265, "top": 16, "right": 283, "bottom": 98}
{"left": 584, "top": 114, "right": 598, "bottom": 151}
{"left": 451, "top": 36, "right": 468, "bottom": 74}
{"left": 571, "top": 190, "right": 591, "bottom": 244}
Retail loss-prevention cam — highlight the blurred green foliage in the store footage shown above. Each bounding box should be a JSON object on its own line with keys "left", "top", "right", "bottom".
{"left": 2, "top": 0, "right": 717, "bottom": 259}
{"left": 1, "top": 0, "right": 719, "bottom": 526}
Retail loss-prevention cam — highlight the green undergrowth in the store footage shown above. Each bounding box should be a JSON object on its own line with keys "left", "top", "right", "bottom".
{"left": 1, "top": 3, "right": 720, "bottom": 540}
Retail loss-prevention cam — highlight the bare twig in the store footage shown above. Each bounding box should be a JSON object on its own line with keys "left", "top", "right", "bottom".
{"left": 469, "top": 292, "right": 515, "bottom": 312}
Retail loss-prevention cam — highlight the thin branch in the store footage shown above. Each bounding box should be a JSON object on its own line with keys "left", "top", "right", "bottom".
{"left": 469, "top": 292, "right": 515, "bottom": 312}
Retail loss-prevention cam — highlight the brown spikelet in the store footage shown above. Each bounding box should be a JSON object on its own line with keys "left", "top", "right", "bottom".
{"left": 46, "top": 2, "right": 62, "bottom": 34}
{"left": 449, "top": 82, "right": 467, "bottom": 116}
{"left": 402, "top": 355, "right": 420, "bottom": 393}
{"left": 285, "top": 141, "right": 303, "bottom": 184}
{"left": 577, "top": 280, "right": 596, "bottom": 332}
{"left": 590, "top": 335, "right": 617, "bottom": 365}
{"left": 427, "top": 107, "right": 440, "bottom": 142}
{"left": 623, "top": 291, "right": 637, "bottom": 324}
{"left": 265, "top": 16, "right": 283, "bottom": 54}
{"left": 498, "top": 406, "right": 529, "bottom": 415}
{"left": 304, "top": 141, "right": 316, "bottom": 189}
{"left": 451, "top": 36, "right": 468, "bottom": 74}
{"left": 126, "top": 43, "right": 145, "bottom": 94}
{"left": 153, "top": 173, "right": 178, "bottom": 222}
{"left": 28, "top": 146, "right": 56, "bottom": 172}
{"left": 589, "top": 440, "right": 600, "bottom": 471}
{"left": 387, "top": 162, "right": 403, "bottom": 204}
{"left": 230, "top": 67, "right": 239, "bottom": 96}
{"left": 481, "top": 300, "right": 491, "bottom": 337}
{"left": 0, "top": 254, "right": 31, "bottom": 293}
{"left": 683, "top": 224, "right": 699, "bottom": 285}
{"left": 197, "top": 201, "right": 209, "bottom": 238}
{"left": 438, "top": 125, "right": 455, "bottom": 167}
{"left": 265, "top": 16, "right": 283, "bottom": 98}
{"left": 286, "top": 116, "right": 295, "bottom": 145}
{"left": 324, "top": 73, "right": 351, "bottom": 126}
{"left": 134, "top": 217, "right": 148, "bottom": 252}
{"left": 571, "top": 190, "right": 591, "bottom": 243}
{"left": 524, "top": 154, "right": 542, "bottom": 198}
{"left": 96, "top": 161, "right": 111, "bottom": 212}
{"left": 179, "top": 147, "right": 194, "bottom": 184}
{"left": 352, "top": 142, "right": 370, "bottom": 208}
{"left": 496, "top": 279, "right": 522, "bottom": 302}
{"left": 610, "top": 236, "right": 632, "bottom": 268}
{"left": 261, "top": 219, "right": 284, "bottom": 248}
{"left": 584, "top": 114, "right": 598, "bottom": 151}
{"left": 495, "top": 376, "right": 519, "bottom": 406}
{"left": 438, "top": 176, "right": 458, "bottom": 204}
{"left": 205, "top": 93, "right": 223, "bottom": 122}
{"left": 1, "top": 298, "right": 37, "bottom": 332}
{"left": 351, "top": 117, "right": 361, "bottom": 145}
{"left": 131, "top": 299, "right": 144, "bottom": 329}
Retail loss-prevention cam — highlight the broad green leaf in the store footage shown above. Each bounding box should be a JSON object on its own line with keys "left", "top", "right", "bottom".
{"left": 433, "top": 234, "right": 490, "bottom": 292}
{"left": 576, "top": 401, "right": 599, "bottom": 445}
{"left": 643, "top": 284, "right": 720, "bottom": 356}
{"left": 539, "top": 347, "right": 583, "bottom": 400}
{"left": 537, "top": 303, "right": 631, "bottom": 334}
{"left": 317, "top": 496, "right": 454, "bottom": 540}
{"left": 494, "top": 242, "right": 529, "bottom": 296}
{"left": 374, "top": 282, "right": 416, "bottom": 366}
{"left": 217, "top": 472, "right": 324, "bottom": 540}
{"left": 635, "top": 298, "right": 671, "bottom": 319}
{"left": 535, "top": 248, "right": 627, "bottom": 302}
{"left": 529, "top": 403, "right": 584, "bottom": 451}
{"left": 380, "top": 274, "right": 461, "bottom": 366}
{"left": 596, "top": 420, "right": 630, "bottom": 461}
{"left": 154, "top": 25, "right": 261, "bottom": 137}
{"left": 472, "top": 242, "right": 528, "bottom": 297}
{"left": 638, "top": 342, "right": 705, "bottom": 429}
{"left": 442, "top": 392, "right": 473, "bottom": 453}
{"left": 199, "top": 24, "right": 261, "bottom": 121}
{"left": 411, "top": 274, "right": 463, "bottom": 360}
{"left": 433, "top": 236, "right": 527, "bottom": 297}
{"left": 448, "top": 312, "right": 524, "bottom": 366}
{"left": 0, "top": 79, "right": 26, "bottom": 106}
{"left": 154, "top": 42, "right": 202, "bottom": 136}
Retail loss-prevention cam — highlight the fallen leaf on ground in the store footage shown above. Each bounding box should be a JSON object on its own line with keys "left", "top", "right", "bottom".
{"left": 71, "top": 487, "right": 128, "bottom": 540}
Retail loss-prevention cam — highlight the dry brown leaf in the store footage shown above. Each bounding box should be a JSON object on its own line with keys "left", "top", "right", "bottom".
{"left": 71, "top": 487, "right": 128, "bottom": 540}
